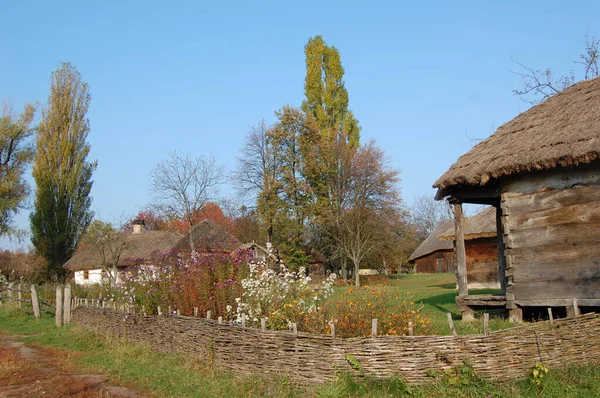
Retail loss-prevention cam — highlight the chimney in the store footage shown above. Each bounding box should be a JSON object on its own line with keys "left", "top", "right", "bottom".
{"left": 132, "top": 219, "right": 145, "bottom": 234}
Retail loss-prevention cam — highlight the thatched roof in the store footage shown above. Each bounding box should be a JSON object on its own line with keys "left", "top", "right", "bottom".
{"left": 64, "top": 230, "right": 184, "bottom": 271}
{"left": 177, "top": 219, "right": 241, "bottom": 252}
{"left": 408, "top": 219, "right": 454, "bottom": 262}
{"left": 439, "top": 206, "right": 496, "bottom": 241}
{"left": 434, "top": 77, "right": 600, "bottom": 198}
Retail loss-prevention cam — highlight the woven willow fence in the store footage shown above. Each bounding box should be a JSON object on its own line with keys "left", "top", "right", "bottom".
{"left": 72, "top": 306, "right": 600, "bottom": 384}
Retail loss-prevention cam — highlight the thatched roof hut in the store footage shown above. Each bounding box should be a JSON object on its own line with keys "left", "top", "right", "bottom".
{"left": 434, "top": 76, "right": 600, "bottom": 322}
{"left": 409, "top": 220, "right": 455, "bottom": 261}
{"left": 438, "top": 206, "right": 496, "bottom": 241}
{"left": 64, "top": 230, "right": 184, "bottom": 271}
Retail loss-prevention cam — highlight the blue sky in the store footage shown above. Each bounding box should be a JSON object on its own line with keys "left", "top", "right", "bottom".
{"left": 1, "top": 1, "right": 599, "bottom": 250}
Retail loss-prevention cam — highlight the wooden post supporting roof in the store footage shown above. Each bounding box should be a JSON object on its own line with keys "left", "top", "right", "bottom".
{"left": 454, "top": 203, "right": 468, "bottom": 296}
{"left": 454, "top": 203, "right": 474, "bottom": 322}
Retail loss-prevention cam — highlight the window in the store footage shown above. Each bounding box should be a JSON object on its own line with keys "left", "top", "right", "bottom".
{"left": 83, "top": 270, "right": 89, "bottom": 280}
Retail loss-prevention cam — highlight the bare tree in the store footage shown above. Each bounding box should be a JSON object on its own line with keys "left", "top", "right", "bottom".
{"left": 411, "top": 194, "right": 452, "bottom": 242}
{"left": 150, "top": 151, "right": 225, "bottom": 250}
{"left": 512, "top": 32, "right": 599, "bottom": 104}
{"left": 234, "top": 120, "right": 280, "bottom": 243}
{"left": 81, "top": 219, "right": 129, "bottom": 285}
{"left": 336, "top": 141, "right": 402, "bottom": 286}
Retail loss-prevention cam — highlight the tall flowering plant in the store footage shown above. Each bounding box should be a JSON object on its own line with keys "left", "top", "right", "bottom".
{"left": 120, "top": 249, "right": 252, "bottom": 316}
{"left": 233, "top": 261, "right": 336, "bottom": 330}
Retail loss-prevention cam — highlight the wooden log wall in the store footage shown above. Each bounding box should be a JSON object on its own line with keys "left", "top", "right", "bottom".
{"left": 465, "top": 238, "right": 499, "bottom": 284}
{"left": 415, "top": 251, "right": 454, "bottom": 274}
{"left": 72, "top": 306, "right": 600, "bottom": 385}
{"left": 501, "top": 182, "right": 600, "bottom": 307}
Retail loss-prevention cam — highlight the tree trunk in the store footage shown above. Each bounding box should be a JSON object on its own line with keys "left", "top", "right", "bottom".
{"left": 340, "top": 257, "right": 348, "bottom": 281}
{"left": 353, "top": 258, "right": 360, "bottom": 287}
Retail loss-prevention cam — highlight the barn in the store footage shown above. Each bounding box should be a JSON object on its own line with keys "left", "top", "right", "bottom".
{"left": 408, "top": 219, "right": 455, "bottom": 274}
{"left": 434, "top": 76, "right": 600, "bottom": 322}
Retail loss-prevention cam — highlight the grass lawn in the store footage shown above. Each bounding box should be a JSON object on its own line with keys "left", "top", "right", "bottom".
{"left": 343, "top": 272, "right": 514, "bottom": 335}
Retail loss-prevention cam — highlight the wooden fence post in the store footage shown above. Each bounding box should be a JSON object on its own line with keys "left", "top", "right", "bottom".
{"left": 329, "top": 322, "right": 336, "bottom": 339}
{"left": 7, "top": 283, "right": 14, "bottom": 306}
{"left": 157, "top": 306, "right": 162, "bottom": 316}
{"left": 292, "top": 323, "right": 297, "bottom": 335}
{"left": 55, "top": 286, "right": 63, "bottom": 327}
{"left": 30, "top": 285, "right": 40, "bottom": 319}
{"left": 447, "top": 313, "right": 457, "bottom": 336}
{"left": 17, "top": 283, "right": 23, "bottom": 309}
{"left": 408, "top": 321, "right": 414, "bottom": 336}
{"left": 218, "top": 316, "right": 223, "bottom": 325}
{"left": 206, "top": 310, "right": 211, "bottom": 320}
{"left": 371, "top": 318, "right": 378, "bottom": 336}
{"left": 261, "top": 318, "right": 266, "bottom": 332}
{"left": 483, "top": 313, "right": 490, "bottom": 336}
{"left": 63, "top": 284, "right": 72, "bottom": 323}
{"left": 241, "top": 314, "right": 246, "bottom": 328}
{"left": 573, "top": 298, "right": 581, "bottom": 317}
{"left": 193, "top": 307, "right": 198, "bottom": 317}
{"left": 547, "top": 308, "right": 554, "bottom": 326}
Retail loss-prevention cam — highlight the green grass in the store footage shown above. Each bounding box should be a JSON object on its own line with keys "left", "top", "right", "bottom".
{"left": 2, "top": 293, "right": 600, "bottom": 397}
{"left": 352, "top": 273, "right": 515, "bottom": 335}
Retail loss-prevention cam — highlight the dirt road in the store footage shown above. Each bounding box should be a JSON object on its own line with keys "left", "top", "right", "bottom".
{"left": 0, "top": 335, "right": 144, "bottom": 398}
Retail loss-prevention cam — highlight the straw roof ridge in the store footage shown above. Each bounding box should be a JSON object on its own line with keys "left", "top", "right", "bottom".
{"left": 434, "top": 76, "right": 600, "bottom": 196}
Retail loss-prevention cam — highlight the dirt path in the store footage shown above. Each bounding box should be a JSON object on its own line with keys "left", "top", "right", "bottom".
{"left": 0, "top": 335, "right": 145, "bottom": 398}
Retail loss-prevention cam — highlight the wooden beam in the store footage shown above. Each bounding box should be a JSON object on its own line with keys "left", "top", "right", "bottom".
{"left": 454, "top": 203, "right": 468, "bottom": 297}
{"left": 496, "top": 205, "right": 507, "bottom": 294}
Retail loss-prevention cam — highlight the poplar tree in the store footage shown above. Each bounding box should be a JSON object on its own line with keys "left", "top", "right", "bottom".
{"left": 301, "top": 35, "right": 361, "bottom": 278}
{"left": 30, "top": 63, "right": 97, "bottom": 280}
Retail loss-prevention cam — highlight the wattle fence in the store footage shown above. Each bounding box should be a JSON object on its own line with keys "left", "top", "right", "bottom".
{"left": 71, "top": 305, "right": 600, "bottom": 384}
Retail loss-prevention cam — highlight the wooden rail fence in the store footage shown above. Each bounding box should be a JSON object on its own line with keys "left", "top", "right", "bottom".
{"left": 0, "top": 283, "right": 40, "bottom": 318}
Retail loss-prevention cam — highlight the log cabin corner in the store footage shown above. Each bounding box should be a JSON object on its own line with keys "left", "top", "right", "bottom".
{"left": 433, "top": 76, "right": 600, "bottom": 323}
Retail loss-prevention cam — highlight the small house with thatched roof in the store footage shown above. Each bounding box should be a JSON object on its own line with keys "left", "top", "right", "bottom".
{"left": 434, "top": 76, "right": 600, "bottom": 322}
{"left": 409, "top": 219, "right": 455, "bottom": 274}
{"left": 65, "top": 219, "right": 242, "bottom": 285}
{"left": 64, "top": 223, "right": 184, "bottom": 285}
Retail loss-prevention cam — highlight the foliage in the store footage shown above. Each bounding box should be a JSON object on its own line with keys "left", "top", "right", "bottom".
{"left": 118, "top": 249, "right": 251, "bottom": 317}
{"left": 0, "top": 250, "right": 47, "bottom": 283}
{"left": 30, "top": 62, "right": 97, "bottom": 281}
{"left": 81, "top": 219, "right": 128, "bottom": 284}
{"left": 426, "top": 361, "right": 479, "bottom": 387}
{"left": 326, "top": 284, "right": 432, "bottom": 337}
{"left": 0, "top": 103, "right": 36, "bottom": 237}
{"left": 530, "top": 361, "right": 549, "bottom": 388}
{"left": 150, "top": 151, "right": 225, "bottom": 250}
{"left": 234, "top": 261, "right": 336, "bottom": 331}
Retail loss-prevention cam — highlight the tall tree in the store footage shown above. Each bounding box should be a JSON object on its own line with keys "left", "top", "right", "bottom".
{"left": 30, "top": 63, "right": 97, "bottom": 280}
{"left": 150, "top": 151, "right": 225, "bottom": 250}
{"left": 300, "top": 35, "right": 361, "bottom": 274}
{"left": 0, "top": 104, "right": 36, "bottom": 237}
{"left": 411, "top": 194, "right": 452, "bottom": 242}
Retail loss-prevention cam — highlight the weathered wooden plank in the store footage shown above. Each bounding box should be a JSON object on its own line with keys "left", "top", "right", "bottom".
{"left": 505, "top": 200, "right": 600, "bottom": 231}
{"left": 516, "top": 298, "right": 600, "bottom": 307}
{"left": 496, "top": 206, "right": 507, "bottom": 294}
{"left": 512, "top": 258, "right": 600, "bottom": 283}
{"left": 509, "top": 238, "right": 600, "bottom": 264}
{"left": 502, "top": 165, "right": 600, "bottom": 195}
{"left": 511, "top": 278, "right": 600, "bottom": 300}
{"left": 505, "top": 221, "right": 600, "bottom": 249}
{"left": 504, "top": 185, "right": 600, "bottom": 214}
